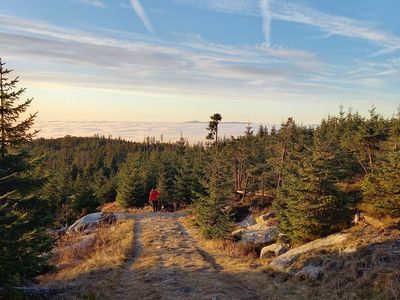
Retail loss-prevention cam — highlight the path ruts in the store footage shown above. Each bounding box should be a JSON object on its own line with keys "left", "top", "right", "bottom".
{"left": 112, "top": 213, "right": 258, "bottom": 300}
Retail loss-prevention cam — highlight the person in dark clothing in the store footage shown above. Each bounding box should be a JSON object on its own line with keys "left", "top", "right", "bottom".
{"left": 149, "top": 188, "right": 160, "bottom": 213}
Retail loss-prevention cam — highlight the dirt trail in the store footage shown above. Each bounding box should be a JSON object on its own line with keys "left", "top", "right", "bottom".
{"left": 112, "top": 213, "right": 257, "bottom": 300}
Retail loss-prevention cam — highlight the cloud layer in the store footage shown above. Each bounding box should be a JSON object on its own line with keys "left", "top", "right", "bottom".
{"left": 34, "top": 121, "right": 270, "bottom": 143}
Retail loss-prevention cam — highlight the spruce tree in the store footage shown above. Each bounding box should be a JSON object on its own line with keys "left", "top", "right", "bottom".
{"left": 72, "top": 174, "right": 99, "bottom": 213}
{"left": 195, "top": 150, "right": 232, "bottom": 239}
{"left": 174, "top": 155, "right": 194, "bottom": 207}
{"left": 157, "top": 167, "right": 174, "bottom": 209}
{"left": 0, "top": 58, "right": 52, "bottom": 298}
{"left": 361, "top": 149, "right": 400, "bottom": 218}
{"left": 92, "top": 168, "right": 116, "bottom": 204}
{"left": 116, "top": 153, "right": 145, "bottom": 208}
{"left": 275, "top": 147, "right": 351, "bottom": 244}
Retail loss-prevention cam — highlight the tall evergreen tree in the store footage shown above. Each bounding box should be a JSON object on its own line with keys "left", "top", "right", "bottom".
{"left": 361, "top": 148, "right": 400, "bottom": 218}
{"left": 116, "top": 153, "right": 145, "bottom": 208}
{"left": 389, "top": 107, "right": 400, "bottom": 150}
{"left": 357, "top": 107, "right": 389, "bottom": 173}
{"left": 174, "top": 155, "right": 195, "bottom": 207}
{"left": 206, "top": 113, "right": 222, "bottom": 148}
{"left": 0, "top": 59, "right": 52, "bottom": 298}
{"left": 72, "top": 173, "right": 99, "bottom": 213}
{"left": 92, "top": 168, "right": 116, "bottom": 204}
{"left": 275, "top": 147, "right": 352, "bottom": 245}
{"left": 157, "top": 166, "right": 174, "bottom": 209}
{"left": 195, "top": 150, "right": 232, "bottom": 239}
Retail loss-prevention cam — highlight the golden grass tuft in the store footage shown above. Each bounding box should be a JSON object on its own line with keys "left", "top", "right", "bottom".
{"left": 39, "top": 219, "right": 135, "bottom": 298}
{"left": 101, "top": 201, "right": 152, "bottom": 214}
{"left": 203, "top": 239, "right": 261, "bottom": 259}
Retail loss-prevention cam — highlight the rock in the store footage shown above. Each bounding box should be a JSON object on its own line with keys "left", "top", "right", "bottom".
{"left": 269, "top": 233, "right": 349, "bottom": 271}
{"left": 232, "top": 228, "right": 246, "bottom": 239}
{"left": 260, "top": 243, "right": 289, "bottom": 258}
{"left": 67, "top": 212, "right": 103, "bottom": 235}
{"left": 67, "top": 212, "right": 134, "bottom": 235}
{"left": 295, "top": 265, "right": 323, "bottom": 280}
{"left": 256, "top": 212, "right": 276, "bottom": 224}
{"left": 236, "top": 224, "right": 279, "bottom": 244}
{"left": 99, "top": 212, "right": 117, "bottom": 226}
{"left": 236, "top": 215, "right": 256, "bottom": 228}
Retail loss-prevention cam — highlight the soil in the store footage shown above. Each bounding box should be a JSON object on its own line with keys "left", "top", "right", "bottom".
{"left": 112, "top": 213, "right": 258, "bottom": 300}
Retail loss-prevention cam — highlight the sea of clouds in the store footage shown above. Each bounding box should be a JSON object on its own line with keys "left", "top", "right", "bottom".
{"left": 34, "top": 121, "right": 274, "bottom": 143}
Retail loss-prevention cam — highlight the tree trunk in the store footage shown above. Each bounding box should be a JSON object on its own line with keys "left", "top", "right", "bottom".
{"left": 277, "top": 147, "right": 286, "bottom": 188}
{"left": 367, "top": 145, "right": 373, "bottom": 172}
{"left": 0, "top": 58, "right": 5, "bottom": 158}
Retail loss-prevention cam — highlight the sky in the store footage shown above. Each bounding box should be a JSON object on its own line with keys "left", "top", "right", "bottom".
{"left": 0, "top": 0, "right": 399, "bottom": 124}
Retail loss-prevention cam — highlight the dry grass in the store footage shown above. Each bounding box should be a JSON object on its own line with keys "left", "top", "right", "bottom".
{"left": 202, "top": 239, "right": 262, "bottom": 259}
{"left": 184, "top": 214, "right": 261, "bottom": 259}
{"left": 39, "top": 219, "right": 135, "bottom": 299}
{"left": 242, "top": 227, "right": 400, "bottom": 300}
{"left": 101, "top": 201, "right": 152, "bottom": 214}
{"left": 184, "top": 213, "right": 400, "bottom": 300}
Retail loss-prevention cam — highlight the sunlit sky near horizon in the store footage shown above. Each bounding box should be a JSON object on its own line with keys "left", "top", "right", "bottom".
{"left": 1, "top": 0, "right": 399, "bottom": 124}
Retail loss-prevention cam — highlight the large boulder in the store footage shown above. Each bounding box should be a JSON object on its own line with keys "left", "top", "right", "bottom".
{"left": 67, "top": 212, "right": 134, "bottom": 235}
{"left": 236, "top": 215, "right": 256, "bottom": 228}
{"left": 233, "top": 223, "right": 279, "bottom": 244}
{"left": 260, "top": 243, "right": 289, "bottom": 258}
{"left": 269, "top": 233, "right": 349, "bottom": 272}
{"left": 256, "top": 212, "right": 276, "bottom": 224}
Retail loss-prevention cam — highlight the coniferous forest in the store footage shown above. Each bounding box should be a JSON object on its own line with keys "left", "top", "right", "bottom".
{"left": 1, "top": 59, "right": 400, "bottom": 298}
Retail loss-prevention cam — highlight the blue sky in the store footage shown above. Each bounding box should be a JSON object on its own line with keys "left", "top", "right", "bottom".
{"left": 0, "top": 0, "right": 399, "bottom": 123}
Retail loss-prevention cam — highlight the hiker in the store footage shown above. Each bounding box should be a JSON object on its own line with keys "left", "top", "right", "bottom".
{"left": 149, "top": 188, "right": 160, "bottom": 213}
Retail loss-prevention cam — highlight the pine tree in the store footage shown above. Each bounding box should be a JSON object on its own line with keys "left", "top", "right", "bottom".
{"left": 361, "top": 149, "right": 400, "bottom": 218}
{"left": 142, "top": 151, "right": 160, "bottom": 195}
{"left": 116, "top": 153, "right": 145, "bottom": 208}
{"left": 157, "top": 167, "right": 174, "bottom": 209}
{"left": 0, "top": 58, "right": 52, "bottom": 297}
{"left": 72, "top": 174, "right": 99, "bottom": 213}
{"left": 92, "top": 168, "right": 116, "bottom": 204}
{"left": 389, "top": 107, "right": 400, "bottom": 150}
{"left": 275, "top": 147, "right": 351, "bottom": 245}
{"left": 245, "top": 122, "right": 254, "bottom": 137}
{"left": 174, "top": 155, "right": 194, "bottom": 207}
{"left": 206, "top": 113, "right": 222, "bottom": 148}
{"left": 357, "top": 107, "right": 389, "bottom": 173}
{"left": 195, "top": 150, "right": 232, "bottom": 239}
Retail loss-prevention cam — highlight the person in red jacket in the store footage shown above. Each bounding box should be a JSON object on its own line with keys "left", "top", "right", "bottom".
{"left": 149, "top": 188, "right": 160, "bottom": 213}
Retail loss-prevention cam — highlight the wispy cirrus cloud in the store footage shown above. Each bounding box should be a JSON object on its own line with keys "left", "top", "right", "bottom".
{"left": 0, "top": 13, "right": 398, "bottom": 123}
{"left": 177, "top": 0, "right": 400, "bottom": 55}
{"left": 80, "top": 0, "right": 106, "bottom": 8}
{"left": 130, "top": 0, "right": 155, "bottom": 34}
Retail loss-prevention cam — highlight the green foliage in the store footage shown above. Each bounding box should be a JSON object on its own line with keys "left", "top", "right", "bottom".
{"left": 195, "top": 150, "right": 233, "bottom": 239}
{"left": 72, "top": 174, "right": 99, "bottom": 213}
{"left": 116, "top": 153, "right": 145, "bottom": 208}
{"left": 275, "top": 146, "right": 352, "bottom": 245}
{"left": 174, "top": 155, "right": 195, "bottom": 207}
{"left": 92, "top": 168, "right": 116, "bottom": 204}
{"left": 362, "top": 149, "right": 400, "bottom": 218}
{"left": 206, "top": 113, "right": 222, "bottom": 145}
{"left": 18, "top": 103, "right": 400, "bottom": 246}
{"left": 0, "top": 59, "right": 52, "bottom": 298}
